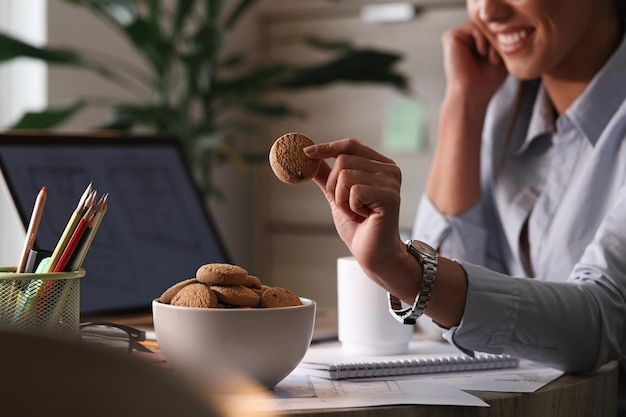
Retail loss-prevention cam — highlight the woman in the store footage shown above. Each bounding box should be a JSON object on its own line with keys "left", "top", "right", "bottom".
{"left": 304, "top": 0, "right": 626, "bottom": 374}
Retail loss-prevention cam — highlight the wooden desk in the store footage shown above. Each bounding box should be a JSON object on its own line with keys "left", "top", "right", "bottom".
{"left": 88, "top": 311, "right": 619, "bottom": 417}
{"left": 280, "top": 362, "right": 618, "bottom": 417}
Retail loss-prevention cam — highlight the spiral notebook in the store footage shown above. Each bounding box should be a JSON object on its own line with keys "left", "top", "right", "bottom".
{"left": 298, "top": 340, "right": 519, "bottom": 380}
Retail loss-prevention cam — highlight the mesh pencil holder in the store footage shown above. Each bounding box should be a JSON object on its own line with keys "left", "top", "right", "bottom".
{"left": 0, "top": 267, "right": 86, "bottom": 338}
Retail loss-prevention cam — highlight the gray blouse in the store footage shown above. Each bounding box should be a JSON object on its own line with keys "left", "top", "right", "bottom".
{"left": 413, "top": 33, "right": 626, "bottom": 372}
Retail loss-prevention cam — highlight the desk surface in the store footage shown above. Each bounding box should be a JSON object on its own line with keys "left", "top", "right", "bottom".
{"left": 87, "top": 311, "right": 619, "bottom": 417}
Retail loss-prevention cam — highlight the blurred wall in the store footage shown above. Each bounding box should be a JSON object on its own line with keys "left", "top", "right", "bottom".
{"left": 0, "top": 0, "right": 47, "bottom": 266}
{"left": 251, "top": 1, "right": 467, "bottom": 311}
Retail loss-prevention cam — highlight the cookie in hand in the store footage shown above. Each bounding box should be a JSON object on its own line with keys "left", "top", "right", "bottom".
{"left": 269, "top": 132, "right": 320, "bottom": 184}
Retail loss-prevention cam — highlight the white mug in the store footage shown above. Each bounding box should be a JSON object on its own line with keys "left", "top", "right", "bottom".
{"left": 337, "top": 256, "right": 414, "bottom": 355}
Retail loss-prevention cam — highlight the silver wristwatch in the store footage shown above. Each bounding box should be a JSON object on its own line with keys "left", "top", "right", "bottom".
{"left": 388, "top": 240, "right": 438, "bottom": 325}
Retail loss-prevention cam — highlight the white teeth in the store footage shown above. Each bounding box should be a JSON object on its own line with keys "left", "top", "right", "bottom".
{"left": 497, "top": 29, "right": 529, "bottom": 46}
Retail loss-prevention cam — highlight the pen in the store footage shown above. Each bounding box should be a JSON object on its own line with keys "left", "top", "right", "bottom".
{"left": 16, "top": 186, "right": 47, "bottom": 273}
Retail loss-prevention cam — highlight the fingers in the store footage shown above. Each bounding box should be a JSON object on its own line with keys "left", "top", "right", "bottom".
{"left": 487, "top": 45, "right": 501, "bottom": 66}
{"left": 444, "top": 21, "right": 502, "bottom": 67}
{"left": 329, "top": 157, "right": 401, "bottom": 222}
{"left": 313, "top": 161, "right": 396, "bottom": 221}
{"left": 304, "top": 137, "right": 394, "bottom": 164}
{"left": 305, "top": 137, "right": 401, "bottom": 222}
{"left": 350, "top": 184, "right": 402, "bottom": 222}
{"left": 328, "top": 153, "right": 401, "bottom": 200}
{"left": 471, "top": 24, "right": 489, "bottom": 57}
{"left": 469, "top": 23, "right": 501, "bottom": 65}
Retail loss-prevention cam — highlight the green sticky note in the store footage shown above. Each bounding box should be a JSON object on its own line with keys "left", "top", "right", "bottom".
{"left": 382, "top": 98, "right": 427, "bottom": 153}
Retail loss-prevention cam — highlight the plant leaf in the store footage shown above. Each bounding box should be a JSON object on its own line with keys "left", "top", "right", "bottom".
{"left": 214, "top": 65, "right": 290, "bottom": 96}
{"left": 206, "top": 0, "right": 225, "bottom": 26}
{"left": 123, "top": 18, "right": 172, "bottom": 75}
{"left": 0, "top": 32, "right": 82, "bottom": 64}
{"left": 63, "top": 0, "right": 138, "bottom": 26}
{"left": 218, "top": 52, "right": 246, "bottom": 69}
{"left": 173, "top": 0, "right": 197, "bottom": 33}
{"left": 302, "top": 36, "right": 355, "bottom": 53}
{"left": 224, "top": 0, "right": 258, "bottom": 30}
{"left": 0, "top": 32, "right": 132, "bottom": 86}
{"left": 95, "top": 113, "right": 136, "bottom": 131}
{"left": 239, "top": 101, "right": 304, "bottom": 118}
{"left": 9, "top": 101, "right": 86, "bottom": 129}
{"left": 103, "top": 104, "right": 179, "bottom": 132}
{"left": 276, "top": 49, "right": 408, "bottom": 91}
{"left": 71, "top": 0, "right": 172, "bottom": 76}
{"left": 148, "top": 0, "right": 164, "bottom": 35}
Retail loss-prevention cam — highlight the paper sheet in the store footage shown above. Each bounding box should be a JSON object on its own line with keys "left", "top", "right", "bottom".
{"left": 218, "top": 374, "right": 489, "bottom": 413}
{"left": 429, "top": 360, "right": 564, "bottom": 393}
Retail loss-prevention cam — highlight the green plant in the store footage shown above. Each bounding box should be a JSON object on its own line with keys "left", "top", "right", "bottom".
{"left": 0, "top": 0, "right": 408, "bottom": 198}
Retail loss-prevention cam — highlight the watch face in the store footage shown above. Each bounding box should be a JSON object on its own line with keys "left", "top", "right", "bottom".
{"left": 408, "top": 240, "right": 438, "bottom": 258}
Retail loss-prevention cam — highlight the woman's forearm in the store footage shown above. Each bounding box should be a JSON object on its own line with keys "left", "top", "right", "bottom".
{"left": 426, "top": 91, "right": 489, "bottom": 215}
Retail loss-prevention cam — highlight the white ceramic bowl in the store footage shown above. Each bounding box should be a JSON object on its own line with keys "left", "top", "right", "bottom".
{"left": 152, "top": 297, "right": 316, "bottom": 393}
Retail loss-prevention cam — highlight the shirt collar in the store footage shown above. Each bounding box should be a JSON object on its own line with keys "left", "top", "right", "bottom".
{"left": 515, "top": 31, "right": 626, "bottom": 153}
{"left": 565, "top": 31, "right": 626, "bottom": 146}
{"left": 527, "top": 84, "right": 555, "bottom": 142}
{"left": 514, "top": 81, "right": 554, "bottom": 155}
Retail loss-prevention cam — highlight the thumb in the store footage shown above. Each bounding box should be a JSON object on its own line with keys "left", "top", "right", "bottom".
{"left": 311, "top": 159, "right": 332, "bottom": 198}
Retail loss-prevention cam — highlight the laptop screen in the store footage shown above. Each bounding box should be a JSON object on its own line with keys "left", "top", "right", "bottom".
{"left": 0, "top": 133, "right": 230, "bottom": 314}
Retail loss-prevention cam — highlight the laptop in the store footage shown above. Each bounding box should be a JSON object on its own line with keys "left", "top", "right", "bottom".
{"left": 0, "top": 132, "right": 230, "bottom": 315}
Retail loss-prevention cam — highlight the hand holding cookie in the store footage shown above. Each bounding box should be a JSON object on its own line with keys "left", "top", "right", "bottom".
{"left": 269, "top": 132, "right": 320, "bottom": 184}
{"left": 159, "top": 263, "right": 303, "bottom": 309}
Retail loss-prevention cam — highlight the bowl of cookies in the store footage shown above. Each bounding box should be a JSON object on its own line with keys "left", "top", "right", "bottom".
{"left": 152, "top": 263, "right": 316, "bottom": 393}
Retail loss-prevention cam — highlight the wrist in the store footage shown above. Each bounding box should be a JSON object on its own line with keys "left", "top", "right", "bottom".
{"left": 442, "top": 84, "right": 493, "bottom": 113}
{"left": 439, "top": 94, "right": 489, "bottom": 136}
{"left": 388, "top": 240, "right": 438, "bottom": 325}
{"left": 361, "top": 238, "right": 422, "bottom": 299}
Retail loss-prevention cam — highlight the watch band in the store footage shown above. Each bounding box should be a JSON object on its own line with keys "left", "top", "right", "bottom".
{"left": 388, "top": 240, "right": 438, "bottom": 325}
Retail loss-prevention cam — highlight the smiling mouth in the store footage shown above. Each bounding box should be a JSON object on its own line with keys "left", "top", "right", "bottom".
{"left": 496, "top": 28, "right": 535, "bottom": 51}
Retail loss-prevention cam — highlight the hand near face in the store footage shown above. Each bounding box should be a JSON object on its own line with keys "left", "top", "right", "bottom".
{"left": 304, "top": 139, "right": 404, "bottom": 270}
{"left": 442, "top": 21, "right": 509, "bottom": 106}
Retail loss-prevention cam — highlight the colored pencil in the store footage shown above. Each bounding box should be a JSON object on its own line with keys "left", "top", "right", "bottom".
{"left": 8, "top": 186, "right": 47, "bottom": 320}
{"left": 71, "top": 194, "right": 108, "bottom": 271}
{"left": 53, "top": 199, "right": 97, "bottom": 273}
{"left": 44, "top": 183, "right": 93, "bottom": 273}
{"left": 16, "top": 187, "right": 47, "bottom": 273}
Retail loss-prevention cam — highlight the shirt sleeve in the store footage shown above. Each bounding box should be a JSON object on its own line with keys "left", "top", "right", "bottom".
{"left": 412, "top": 195, "right": 492, "bottom": 267}
{"left": 443, "top": 182, "right": 626, "bottom": 372}
{"left": 443, "top": 262, "right": 616, "bottom": 372}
